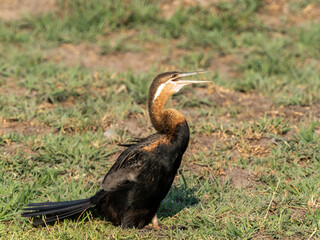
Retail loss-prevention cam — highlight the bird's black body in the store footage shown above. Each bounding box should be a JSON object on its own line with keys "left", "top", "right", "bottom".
{"left": 96, "top": 121, "right": 189, "bottom": 228}
{"left": 22, "top": 71, "right": 207, "bottom": 229}
{"left": 22, "top": 121, "right": 189, "bottom": 228}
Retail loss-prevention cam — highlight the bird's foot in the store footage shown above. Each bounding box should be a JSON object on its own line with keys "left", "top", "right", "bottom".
{"left": 139, "top": 214, "right": 187, "bottom": 231}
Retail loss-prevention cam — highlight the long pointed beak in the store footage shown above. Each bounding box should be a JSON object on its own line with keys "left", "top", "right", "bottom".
{"left": 174, "top": 71, "right": 211, "bottom": 84}
{"left": 177, "top": 71, "right": 210, "bottom": 78}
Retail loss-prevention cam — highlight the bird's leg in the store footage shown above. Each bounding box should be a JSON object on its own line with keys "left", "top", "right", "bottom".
{"left": 141, "top": 213, "right": 187, "bottom": 231}
{"left": 138, "top": 214, "right": 161, "bottom": 231}
{"left": 151, "top": 214, "right": 160, "bottom": 230}
{"left": 151, "top": 214, "right": 187, "bottom": 231}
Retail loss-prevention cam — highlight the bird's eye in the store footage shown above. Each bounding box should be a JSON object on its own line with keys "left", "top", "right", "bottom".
{"left": 171, "top": 73, "right": 179, "bottom": 80}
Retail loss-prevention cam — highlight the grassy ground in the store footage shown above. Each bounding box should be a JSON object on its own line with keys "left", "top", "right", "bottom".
{"left": 0, "top": 0, "right": 320, "bottom": 239}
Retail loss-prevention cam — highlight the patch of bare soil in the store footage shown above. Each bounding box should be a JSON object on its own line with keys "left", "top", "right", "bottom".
{"left": 0, "top": 78, "right": 28, "bottom": 97}
{"left": 0, "top": 120, "right": 50, "bottom": 135}
{"left": 190, "top": 135, "right": 217, "bottom": 152}
{"left": 2, "top": 142, "right": 34, "bottom": 156}
{"left": 208, "top": 86, "right": 274, "bottom": 121}
{"left": 231, "top": 137, "right": 271, "bottom": 161}
{"left": 290, "top": 207, "right": 306, "bottom": 222}
{"left": 183, "top": 135, "right": 218, "bottom": 174}
{"left": 46, "top": 43, "right": 168, "bottom": 74}
{"left": 258, "top": 0, "right": 320, "bottom": 28}
{"left": 219, "top": 168, "right": 259, "bottom": 189}
{"left": 101, "top": 111, "right": 151, "bottom": 140}
{"left": 183, "top": 161, "right": 216, "bottom": 176}
{"left": 0, "top": 0, "right": 56, "bottom": 21}
{"left": 159, "top": 0, "right": 216, "bottom": 19}
{"left": 209, "top": 53, "right": 243, "bottom": 79}
{"left": 124, "top": 117, "right": 148, "bottom": 137}
{"left": 251, "top": 232, "right": 274, "bottom": 239}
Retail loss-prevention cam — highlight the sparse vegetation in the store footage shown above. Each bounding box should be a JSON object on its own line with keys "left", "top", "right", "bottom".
{"left": 1, "top": 0, "right": 320, "bottom": 239}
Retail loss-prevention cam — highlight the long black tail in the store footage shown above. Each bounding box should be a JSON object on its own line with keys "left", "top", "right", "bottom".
{"left": 21, "top": 198, "right": 95, "bottom": 225}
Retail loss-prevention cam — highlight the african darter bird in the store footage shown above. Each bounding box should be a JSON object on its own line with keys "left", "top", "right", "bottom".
{"left": 22, "top": 71, "right": 209, "bottom": 229}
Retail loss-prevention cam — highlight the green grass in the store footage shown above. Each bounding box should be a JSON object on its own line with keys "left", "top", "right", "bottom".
{"left": 1, "top": 0, "right": 320, "bottom": 239}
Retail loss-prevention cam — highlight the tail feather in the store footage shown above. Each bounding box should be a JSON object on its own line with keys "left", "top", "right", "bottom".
{"left": 26, "top": 199, "right": 88, "bottom": 207}
{"left": 22, "top": 202, "right": 91, "bottom": 217}
{"left": 22, "top": 199, "right": 90, "bottom": 212}
{"left": 31, "top": 206, "right": 90, "bottom": 225}
{"left": 21, "top": 198, "right": 94, "bottom": 225}
{"left": 44, "top": 206, "right": 89, "bottom": 221}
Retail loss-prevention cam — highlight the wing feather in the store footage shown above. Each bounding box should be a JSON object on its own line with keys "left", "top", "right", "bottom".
{"left": 101, "top": 133, "right": 165, "bottom": 192}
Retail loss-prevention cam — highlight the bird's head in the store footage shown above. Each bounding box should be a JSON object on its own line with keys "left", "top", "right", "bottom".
{"left": 148, "top": 71, "right": 210, "bottom": 106}
{"left": 148, "top": 71, "right": 210, "bottom": 133}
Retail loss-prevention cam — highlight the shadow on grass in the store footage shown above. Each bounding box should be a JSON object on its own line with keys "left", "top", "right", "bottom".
{"left": 158, "top": 185, "right": 199, "bottom": 218}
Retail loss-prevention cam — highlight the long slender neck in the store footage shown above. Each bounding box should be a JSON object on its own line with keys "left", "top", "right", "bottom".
{"left": 148, "top": 93, "right": 185, "bottom": 135}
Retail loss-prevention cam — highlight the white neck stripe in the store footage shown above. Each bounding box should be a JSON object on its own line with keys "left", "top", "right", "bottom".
{"left": 153, "top": 82, "right": 166, "bottom": 103}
